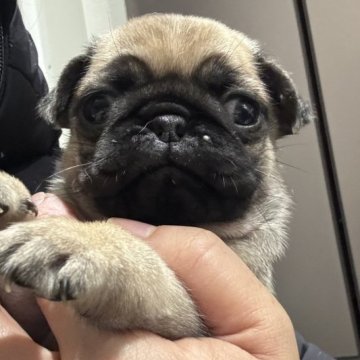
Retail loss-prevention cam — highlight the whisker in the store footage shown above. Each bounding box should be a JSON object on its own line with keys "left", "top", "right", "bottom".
{"left": 230, "top": 176, "right": 239, "bottom": 194}
{"left": 51, "top": 162, "right": 93, "bottom": 179}
{"left": 275, "top": 160, "right": 308, "bottom": 174}
{"left": 136, "top": 119, "right": 156, "bottom": 136}
{"left": 35, "top": 162, "right": 94, "bottom": 193}
{"left": 83, "top": 168, "right": 93, "bottom": 184}
{"left": 254, "top": 168, "right": 282, "bottom": 183}
{"left": 107, "top": 11, "right": 121, "bottom": 57}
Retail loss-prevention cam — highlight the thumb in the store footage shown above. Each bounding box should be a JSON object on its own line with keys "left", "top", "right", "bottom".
{"left": 37, "top": 299, "right": 135, "bottom": 360}
{"left": 37, "top": 299, "right": 92, "bottom": 359}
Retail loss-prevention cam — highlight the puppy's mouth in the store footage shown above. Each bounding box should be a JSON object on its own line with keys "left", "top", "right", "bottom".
{"left": 90, "top": 164, "right": 248, "bottom": 225}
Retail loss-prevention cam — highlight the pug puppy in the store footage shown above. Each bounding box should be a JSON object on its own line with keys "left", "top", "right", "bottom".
{"left": 0, "top": 14, "right": 311, "bottom": 339}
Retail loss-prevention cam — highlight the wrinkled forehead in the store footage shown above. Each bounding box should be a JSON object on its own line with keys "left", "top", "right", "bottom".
{"left": 81, "top": 15, "right": 266, "bottom": 97}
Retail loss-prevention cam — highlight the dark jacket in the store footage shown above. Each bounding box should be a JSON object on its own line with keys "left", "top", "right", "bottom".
{"left": 297, "top": 333, "right": 335, "bottom": 360}
{"left": 0, "top": 0, "right": 60, "bottom": 192}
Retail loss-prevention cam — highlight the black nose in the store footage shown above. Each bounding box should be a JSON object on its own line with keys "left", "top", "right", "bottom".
{"left": 148, "top": 114, "right": 186, "bottom": 142}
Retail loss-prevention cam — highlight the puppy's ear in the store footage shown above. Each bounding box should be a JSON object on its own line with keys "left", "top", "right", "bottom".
{"left": 38, "top": 52, "right": 91, "bottom": 129}
{"left": 257, "top": 55, "right": 313, "bottom": 137}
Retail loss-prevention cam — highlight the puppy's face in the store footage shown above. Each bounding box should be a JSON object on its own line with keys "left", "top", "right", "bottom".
{"left": 42, "top": 14, "right": 310, "bottom": 225}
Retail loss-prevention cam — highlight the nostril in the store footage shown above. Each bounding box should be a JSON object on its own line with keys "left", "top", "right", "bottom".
{"left": 175, "top": 122, "right": 186, "bottom": 138}
{"left": 148, "top": 115, "right": 186, "bottom": 143}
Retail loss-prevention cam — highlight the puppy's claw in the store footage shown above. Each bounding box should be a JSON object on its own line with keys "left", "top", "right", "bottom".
{"left": 56, "top": 278, "right": 77, "bottom": 301}
{"left": 23, "top": 199, "right": 38, "bottom": 217}
{"left": 0, "top": 203, "right": 9, "bottom": 216}
{"left": 3, "top": 279, "right": 13, "bottom": 294}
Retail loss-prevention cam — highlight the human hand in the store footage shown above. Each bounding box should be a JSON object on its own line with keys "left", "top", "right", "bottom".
{"left": 1, "top": 193, "right": 299, "bottom": 359}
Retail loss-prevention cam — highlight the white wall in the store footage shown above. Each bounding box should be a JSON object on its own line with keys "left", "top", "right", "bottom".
{"left": 18, "top": 0, "right": 127, "bottom": 88}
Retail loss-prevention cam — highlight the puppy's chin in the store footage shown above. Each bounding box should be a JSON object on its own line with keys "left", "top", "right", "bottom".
{"left": 87, "top": 165, "right": 255, "bottom": 225}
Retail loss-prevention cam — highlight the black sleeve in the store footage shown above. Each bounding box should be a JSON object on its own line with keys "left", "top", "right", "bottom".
{"left": 296, "top": 333, "right": 336, "bottom": 360}
{"left": 0, "top": 0, "right": 61, "bottom": 192}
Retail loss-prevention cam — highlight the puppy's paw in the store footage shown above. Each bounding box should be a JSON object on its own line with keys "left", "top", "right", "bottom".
{"left": 0, "top": 217, "right": 205, "bottom": 338}
{"left": 0, "top": 202, "right": 9, "bottom": 216}
{"left": 0, "top": 171, "right": 37, "bottom": 229}
{"left": 0, "top": 220, "right": 83, "bottom": 300}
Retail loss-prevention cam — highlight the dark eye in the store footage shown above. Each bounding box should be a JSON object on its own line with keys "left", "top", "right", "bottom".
{"left": 225, "top": 96, "right": 260, "bottom": 126}
{"left": 83, "top": 94, "right": 111, "bottom": 124}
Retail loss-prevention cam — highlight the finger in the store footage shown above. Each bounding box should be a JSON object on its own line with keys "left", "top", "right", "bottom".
{"left": 37, "top": 299, "right": 90, "bottom": 359}
{"left": 38, "top": 299, "right": 171, "bottom": 360}
{"left": 32, "top": 193, "right": 76, "bottom": 218}
{"left": 112, "top": 220, "right": 296, "bottom": 358}
{"left": 38, "top": 299, "right": 126, "bottom": 360}
{"left": 0, "top": 304, "right": 57, "bottom": 360}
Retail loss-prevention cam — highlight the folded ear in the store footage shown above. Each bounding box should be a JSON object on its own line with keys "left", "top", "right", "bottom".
{"left": 38, "top": 53, "right": 91, "bottom": 129}
{"left": 257, "top": 54, "right": 313, "bottom": 137}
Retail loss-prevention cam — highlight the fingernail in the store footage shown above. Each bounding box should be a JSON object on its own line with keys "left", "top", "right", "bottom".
{"left": 36, "top": 297, "right": 50, "bottom": 307}
{"left": 31, "top": 192, "right": 46, "bottom": 206}
{"left": 108, "top": 218, "right": 156, "bottom": 238}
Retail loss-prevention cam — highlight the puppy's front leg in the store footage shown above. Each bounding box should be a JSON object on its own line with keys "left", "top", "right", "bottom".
{"left": 0, "top": 217, "right": 204, "bottom": 338}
